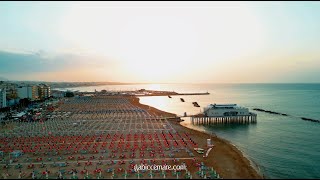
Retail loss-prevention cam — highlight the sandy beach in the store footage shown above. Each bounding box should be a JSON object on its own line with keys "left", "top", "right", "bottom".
{"left": 130, "top": 96, "right": 263, "bottom": 179}
{"left": 0, "top": 95, "right": 262, "bottom": 179}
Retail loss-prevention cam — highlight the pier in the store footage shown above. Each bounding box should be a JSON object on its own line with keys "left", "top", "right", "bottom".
{"left": 176, "top": 92, "right": 210, "bottom": 95}
{"left": 76, "top": 90, "right": 210, "bottom": 97}
{"left": 191, "top": 114, "right": 257, "bottom": 125}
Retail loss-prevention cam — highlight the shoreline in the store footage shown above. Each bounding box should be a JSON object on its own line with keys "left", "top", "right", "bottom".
{"left": 179, "top": 119, "right": 265, "bottom": 178}
{"left": 130, "top": 96, "right": 263, "bottom": 179}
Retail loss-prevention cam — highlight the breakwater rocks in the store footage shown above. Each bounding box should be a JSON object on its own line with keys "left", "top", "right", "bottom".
{"left": 253, "top": 108, "right": 287, "bottom": 116}
{"left": 301, "top": 117, "right": 320, "bottom": 123}
{"left": 253, "top": 108, "right": 320, "bottom": 123}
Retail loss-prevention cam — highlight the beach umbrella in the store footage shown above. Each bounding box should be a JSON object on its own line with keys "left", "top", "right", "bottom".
{"left": 96, "top": 171, "right": 102, "bottom": 179}
{"left": 28, "top": 163, "right": 35, "bottom": 169}
{"left": 201, "top": 170, "right": 205, "bottom": 178}
{"left": 45, "top": 168, "right": 50, "bottom": 179}
{"left": 185, "top": 171, "right": 191, "bottom": 179}
{"left": 161, "top": 170, "right": 167, "bottom": 179}
{"left": 15, "top": 163, "right": 22, "bottom": 169}
{"left": 32, "top": 171, "right": 36, "bottom": 179}
{"left": 176, "top": 171, "right": 181, "bottom": 179}
{"left": 209, "top": 168, "right": 217, "bottom": 178}
{"left": 148, "top": 170, "right": 155, "bottom": 179}
{"left": 122, "top": 170, "right": 129, "bottom": 179}
{"left": 135, "top": 171, "right": 143, "bottom": 179}
{"left": 84, "top": 170, "right": 91, "bottom": 179}
{"left": 80, "top": 169, "right": 87, "bottom": 175}
{"left": 71, "top": 172, "right": 78, "bottom": 179}
{"left": 196, "top": 168, "right": 203, "bottom": 176}
{"left": 172, "top": 169, "right": 177, "bottom": 176}
{"left": 111, "top": 169, "right": 118, "bottom": 179}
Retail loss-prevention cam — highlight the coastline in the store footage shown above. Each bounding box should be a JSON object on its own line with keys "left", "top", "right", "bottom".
{"left": 129, "top": 96, "right": 263, "bottom": 179}
{"left": 180, "top": 121, "right": 265, "bottom": 178}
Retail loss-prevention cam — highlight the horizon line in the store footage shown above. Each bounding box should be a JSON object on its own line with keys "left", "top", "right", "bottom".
{"left": 2, "top": 80, "right": 320, "bottom": 84}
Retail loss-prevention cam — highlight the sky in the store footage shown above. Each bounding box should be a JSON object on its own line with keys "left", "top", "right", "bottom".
{"left": 1, "top": 1, "right": 320, "bottom": 83}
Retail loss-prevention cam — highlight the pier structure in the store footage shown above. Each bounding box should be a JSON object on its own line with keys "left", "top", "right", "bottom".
{"left": 191, "top": 113, "right": 257, "bottom": 125}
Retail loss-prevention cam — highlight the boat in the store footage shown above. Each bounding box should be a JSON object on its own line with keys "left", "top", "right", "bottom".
{"left": 197, "top": 150, "right": 204, "bottom": 154}
{"left": 192, "top": 102, "right": 200, "bottom": 107}
{"left": 194, "top": 148, "right": 205, "bottom": 154}
{"left": 194, "top": 148, "right": 204, "bottom": 151}
{"left": 180, "top": 98, "right": 185, "bottom": 102}
{"left": 168, "top": 95, "right": 172, "bottom": 98}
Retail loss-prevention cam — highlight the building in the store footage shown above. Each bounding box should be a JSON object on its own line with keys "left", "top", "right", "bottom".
{"left": 51, "top": 90, "right": 64, "bottom": 98}
{"left": 16, "top": 85, "right": 39, "bottom": 100}
{"left": 0, "top": 82, "right": 18, "bottom": 102}
{"left": 192, "top": 103, "right": 257, "bottom": 125}
{"left": 0, "top": 88, "right": 7, "bottom": 108}
{"left": 203, "top": 104, "right": 250, "bottom": 117}
{"left": 38, "top": 84, "right": 51, "bottom": 99}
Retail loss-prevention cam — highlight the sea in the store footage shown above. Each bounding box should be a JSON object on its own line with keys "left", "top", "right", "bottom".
{"left": 54, "top": 83, "right": 320, "bottom": 179}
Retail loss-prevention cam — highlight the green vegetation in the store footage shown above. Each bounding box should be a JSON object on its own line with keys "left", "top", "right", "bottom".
{"left": 65, "top": 91, "right": 74, "bottom": 97}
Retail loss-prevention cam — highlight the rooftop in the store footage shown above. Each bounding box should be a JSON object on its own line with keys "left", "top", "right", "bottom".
{"left": 207, "top": 104, "right": 247, "bottom": 110}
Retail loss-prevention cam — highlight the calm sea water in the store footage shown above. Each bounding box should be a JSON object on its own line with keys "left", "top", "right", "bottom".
{"left": 55, "top": 83, "right": 320, "bottom": 179}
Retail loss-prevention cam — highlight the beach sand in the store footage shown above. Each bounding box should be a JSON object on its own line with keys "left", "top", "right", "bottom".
{"left": 129, "top": 96, "right": 263, "bottom": 179}
{"left": 1, "top": 96, "right": 262, "bottom": 179}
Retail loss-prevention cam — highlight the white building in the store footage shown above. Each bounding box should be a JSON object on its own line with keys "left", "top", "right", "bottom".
{"left": 0, "top": 88, "right": 7, "bottom": 108}
{"left": 16, "top": 86, "right": 38, "bottom": 100}
{"left": 203, "top": 104, "right": 250, "bottom": 117}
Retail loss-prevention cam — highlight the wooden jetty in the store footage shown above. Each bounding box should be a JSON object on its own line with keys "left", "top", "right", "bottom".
{"left": 191, "top": 113, "right": 257, "bottom": 125}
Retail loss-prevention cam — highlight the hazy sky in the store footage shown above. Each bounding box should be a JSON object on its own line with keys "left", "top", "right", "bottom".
{"left": 1, "top": 1, "right": 320, "bottom": 83}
